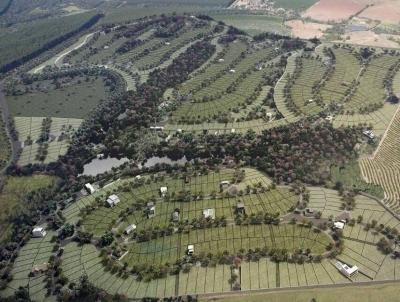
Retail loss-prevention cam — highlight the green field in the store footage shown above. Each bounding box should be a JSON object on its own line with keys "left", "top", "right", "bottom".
{"left": 0, "top": 175, "right": 56, "bottom": 241}
{"left": 0, "top": 11, "right": 98, "bottom": 68}
{"left": 7, "top": 75, "right": 110, "bottom": 118}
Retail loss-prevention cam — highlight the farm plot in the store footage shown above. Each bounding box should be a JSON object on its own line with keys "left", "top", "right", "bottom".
{"left": 77, "top": 168, "right": 291, "bottom": 236}
{"left": 170, "top": 44, "right": 280, "bottom": 123}
{"left": 15, "top": 116, "right": 82, "bottom": 165}
{"left": 125, "top": 224, "right": 332, "bottom": 267}
{"left": 360, "top": 106, "right": 400, "bottom": 213}
{"left": 6, "top": 76, "right": 110, "bottom": 119}
{"left": 0, "top": 231, "right": 55, "bottom": 301}
{"left": 286, "top": 56, "right": 327, "bottom": 116}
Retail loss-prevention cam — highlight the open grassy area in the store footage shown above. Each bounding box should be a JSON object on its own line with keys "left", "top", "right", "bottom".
{"left": 7, "top": 76, "right": 110, "bottom": 118}
{"left": 0, "top": 175, "right": 56, "bottom": 241}
{"left": 330, "top": 161, "right": 385, "bottom": 199}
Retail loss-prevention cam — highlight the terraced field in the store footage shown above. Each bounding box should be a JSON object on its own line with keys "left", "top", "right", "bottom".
{"left": 1, "top": 231, "right": 56, "bottom": 301}
{"left": 15, "top": 117, "right": 82, "bottom": 165}
{"left": 170, "top": 42, "right": 281, "bottom": 123}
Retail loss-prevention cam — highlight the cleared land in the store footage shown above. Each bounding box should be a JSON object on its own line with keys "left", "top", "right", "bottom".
{"left": 302, "top": 0, "right": 364, "bottom": 23}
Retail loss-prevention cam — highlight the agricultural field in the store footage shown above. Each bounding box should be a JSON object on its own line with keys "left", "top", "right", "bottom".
{"left": 360, "top": 107, "right": 400, "bottom": 213}
{"left": 0, "top": 175, "right": 56, "bottom": 242}
{"left": 14, "top": 116, "right": 82, "bottom": 165}
{"left": 51, "top": 166, "right": 400, "bottom": 299}
{"left": 0, "top": 11, "right": 99, "bottom": 69}
{"left": 0, "top": 230, "right": 56, "bottom": 300}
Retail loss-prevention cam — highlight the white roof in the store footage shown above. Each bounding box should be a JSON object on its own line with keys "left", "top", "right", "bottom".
{"left": 188, "top": 244, "right": 194, "bottom": 250}
{"left": 160, "top": 187, "right": 168, "bottom": 193}
{"left": 334, "top": 221, "right": 345, "bottom": 229}
{"left": 33, "top": 227, "right": 44, "bottom": 232}
{"left": 203, "top": 208, "right": 215, "bottom": 219}
{"left": 335, "top": 261, "right": 358, "bottom": 276}
{"left": 108, "top": 194, "right": 119, "bottom": 201}
{"left": 125, "top": 224, "right": 136, "bottom": 231}
{"left": 231, "top": 128, "right": 235, "bottom": 133}
{"left": 229, "top": 69, "right": 236, "bottom": 73}
{"left": 220, "top": 180, "right": 230, "bottom": 185}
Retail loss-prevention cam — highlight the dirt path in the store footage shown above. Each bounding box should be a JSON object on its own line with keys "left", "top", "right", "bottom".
{"left": 0, "top": 82, "right": 20, "bottom": 172}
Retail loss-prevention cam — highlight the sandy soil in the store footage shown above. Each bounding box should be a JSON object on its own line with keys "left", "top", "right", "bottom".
{"left": 285, "top": 20, "right": 331, "bottom": 39}
{"left": 359, "top": 1, "right": 400, "bottom": 24}
{"left": 338, "top": 30, "right": 400, "bottom": 48}
{"left": 302, "top": 0, "right": 365, "bottom": 22}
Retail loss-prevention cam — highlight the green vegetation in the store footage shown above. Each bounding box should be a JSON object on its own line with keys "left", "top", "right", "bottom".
{"left": 330, "top": 161, "right": 385, "bottom": 199}
{"left": 0, "top": 175, "right": 56, "bottom": 241}
{"left": 6, "top": 75, "right": 110, "bottom": 118}
{"left": 0, "top": 115, "right": 11, "bottom": 171}
{"left": 273, "top": 0, "right": 318, "bottom": 10}
{"left": 0, "top": 11, "right": 99, "bottom": 70}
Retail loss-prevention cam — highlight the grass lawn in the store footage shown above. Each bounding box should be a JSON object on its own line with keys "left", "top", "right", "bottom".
{"left": 210, "top": 12, "right": 290, "bottom": 36}
{"left": 0, "top": 175, "right": 56, "bottom": 241}
{"left": 201, "top": 282, "right": 400, "bottom": 302}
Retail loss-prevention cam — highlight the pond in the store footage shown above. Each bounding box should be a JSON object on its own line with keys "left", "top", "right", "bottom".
{"left": 81, "top": 157, "right": 129, "bottom": 176}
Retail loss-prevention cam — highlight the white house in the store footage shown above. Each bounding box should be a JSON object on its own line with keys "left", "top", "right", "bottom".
{"left": 187, "top": 244, "right": 194, "bottom": 255}
{"left": 32, "top": 227, "right": 46, "bottom": 238}
{"left": 107, "top": 194, "right": 120, "bottom": 207}
{"left": 220, "top": 180, "right": 230, "bottom": 187}
{"left": 203, "top": 208, "right": 215, "bottom": 220}
{"left": 84, "top": 183, "right": 95, "bottom": 195}
{"left": 229, "top": 69, "right": 236, "bottom": 73}
{"left": 150, "top": 126, "right": 164, "bottom": 132}
{"left": 124, "top": 224, "right": 136, "bottom": 235}
{"left": 363, "top": 130, "right": 375, "bottom": 140}
{"left": 160, "top": 186, "right": 168, "bottom": 197}
{"left": 333, "top": 221, "right": 345, "bottom": 230}
{"left": 335, "top": 261, "right": 358, "bottom": 277}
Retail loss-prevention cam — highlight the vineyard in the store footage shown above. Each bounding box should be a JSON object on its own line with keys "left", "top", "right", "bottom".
{"left": 360, "top": 106, "right": 400, "bottom": 213}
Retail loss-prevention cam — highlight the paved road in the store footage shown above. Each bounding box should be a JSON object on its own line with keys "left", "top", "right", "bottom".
{"left": 0, "top": 82, "right": 20, "bottom": 171}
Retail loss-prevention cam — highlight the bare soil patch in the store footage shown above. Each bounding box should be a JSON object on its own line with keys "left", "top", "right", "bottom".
{"left": 339, "top": 30, "right": 400, "bottom": 48}
{"left": 285, "top": 19, "right": 331, "bottom": 39}
{"left": 359, "top": 1, "right": 400, "bottom": 24}
{"left": 302, "top": 0, "right": 365, "bottom": 22}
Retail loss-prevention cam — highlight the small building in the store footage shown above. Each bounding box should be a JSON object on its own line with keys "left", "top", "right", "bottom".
{"left": 84, "top": 183, "right": 95, "bottom": 195}
{"left": 236, "top": 202, "right": 246, "bottom": 215}
{"left": 160, "top": 186, "right": 168, "bottom": 197}
{"left": 220, "top": 180, "right": 230, "bottom": 187}
{"left": 231, "top": 128, "right": 235, "bottom": 133}
{"left": 32, "top": 227, "right": 46, "bottom": 238}
{"left": 304, "top": 208, "right": 314, "bottom": 217}
{"left": 218, "top": 58, "right": 225, "bottom": 63}
{"left": 172, "top": 210, "right": 180, "bottom": 222}
{"left": 149, "top": 126, "right": 164, "bottom": 132}
{"left": 203, "top": 208, "right": 215, "bottom": 220}
{"left": 325, "top": 115, "right": 334, "bottom": 122}
{"left": 31, "top": 263, "right": 49, "bottom": 274}
{"left": 308, "top": 99, "right": 314, "bottom": 103}
{"left": 96, "top": 153, "right": 105, "bottom": 159}
{"left": 165, "top": 42, "right": 171, "bottom": 45}
{"left": 147, "top": 202, "right": 156, "bottom": 218}
{"left": 177, "top": 128, "right": 183, "bottom": 133}
{"left": 335, "top": 261, "right": 358, "bottom": 277}
{"left": 106, "top": 194, "right": 120, "bottom": 207}
{"left": 187, "top": 244, "right": 194, "bottom": 255}
{"left": 229, "top": 69, "right": 236, "bottom": 73}
{"left": 333, "top": 221, "right": 345, "bottom": 230}
{"left": 135, "top": 175, "right": 142, "bottom": 180}
{"left": 124, "top": 224, "right": 136, "bottom": 235}
{"left": 363, "top": 130, "right": 375, "bottom": 140}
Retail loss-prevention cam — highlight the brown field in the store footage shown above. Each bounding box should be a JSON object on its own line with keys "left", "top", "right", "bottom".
{"left": 285, "top": 19, "right": 331, "bottom": 39}
{"left": 340, "top": 30, "right": 400, "bottom": 48}
{"left": 302, "top": 0, "right": 365, "bottom": 22}
{"left": 359, "top": 1, "right": 400, "bottom": 24}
